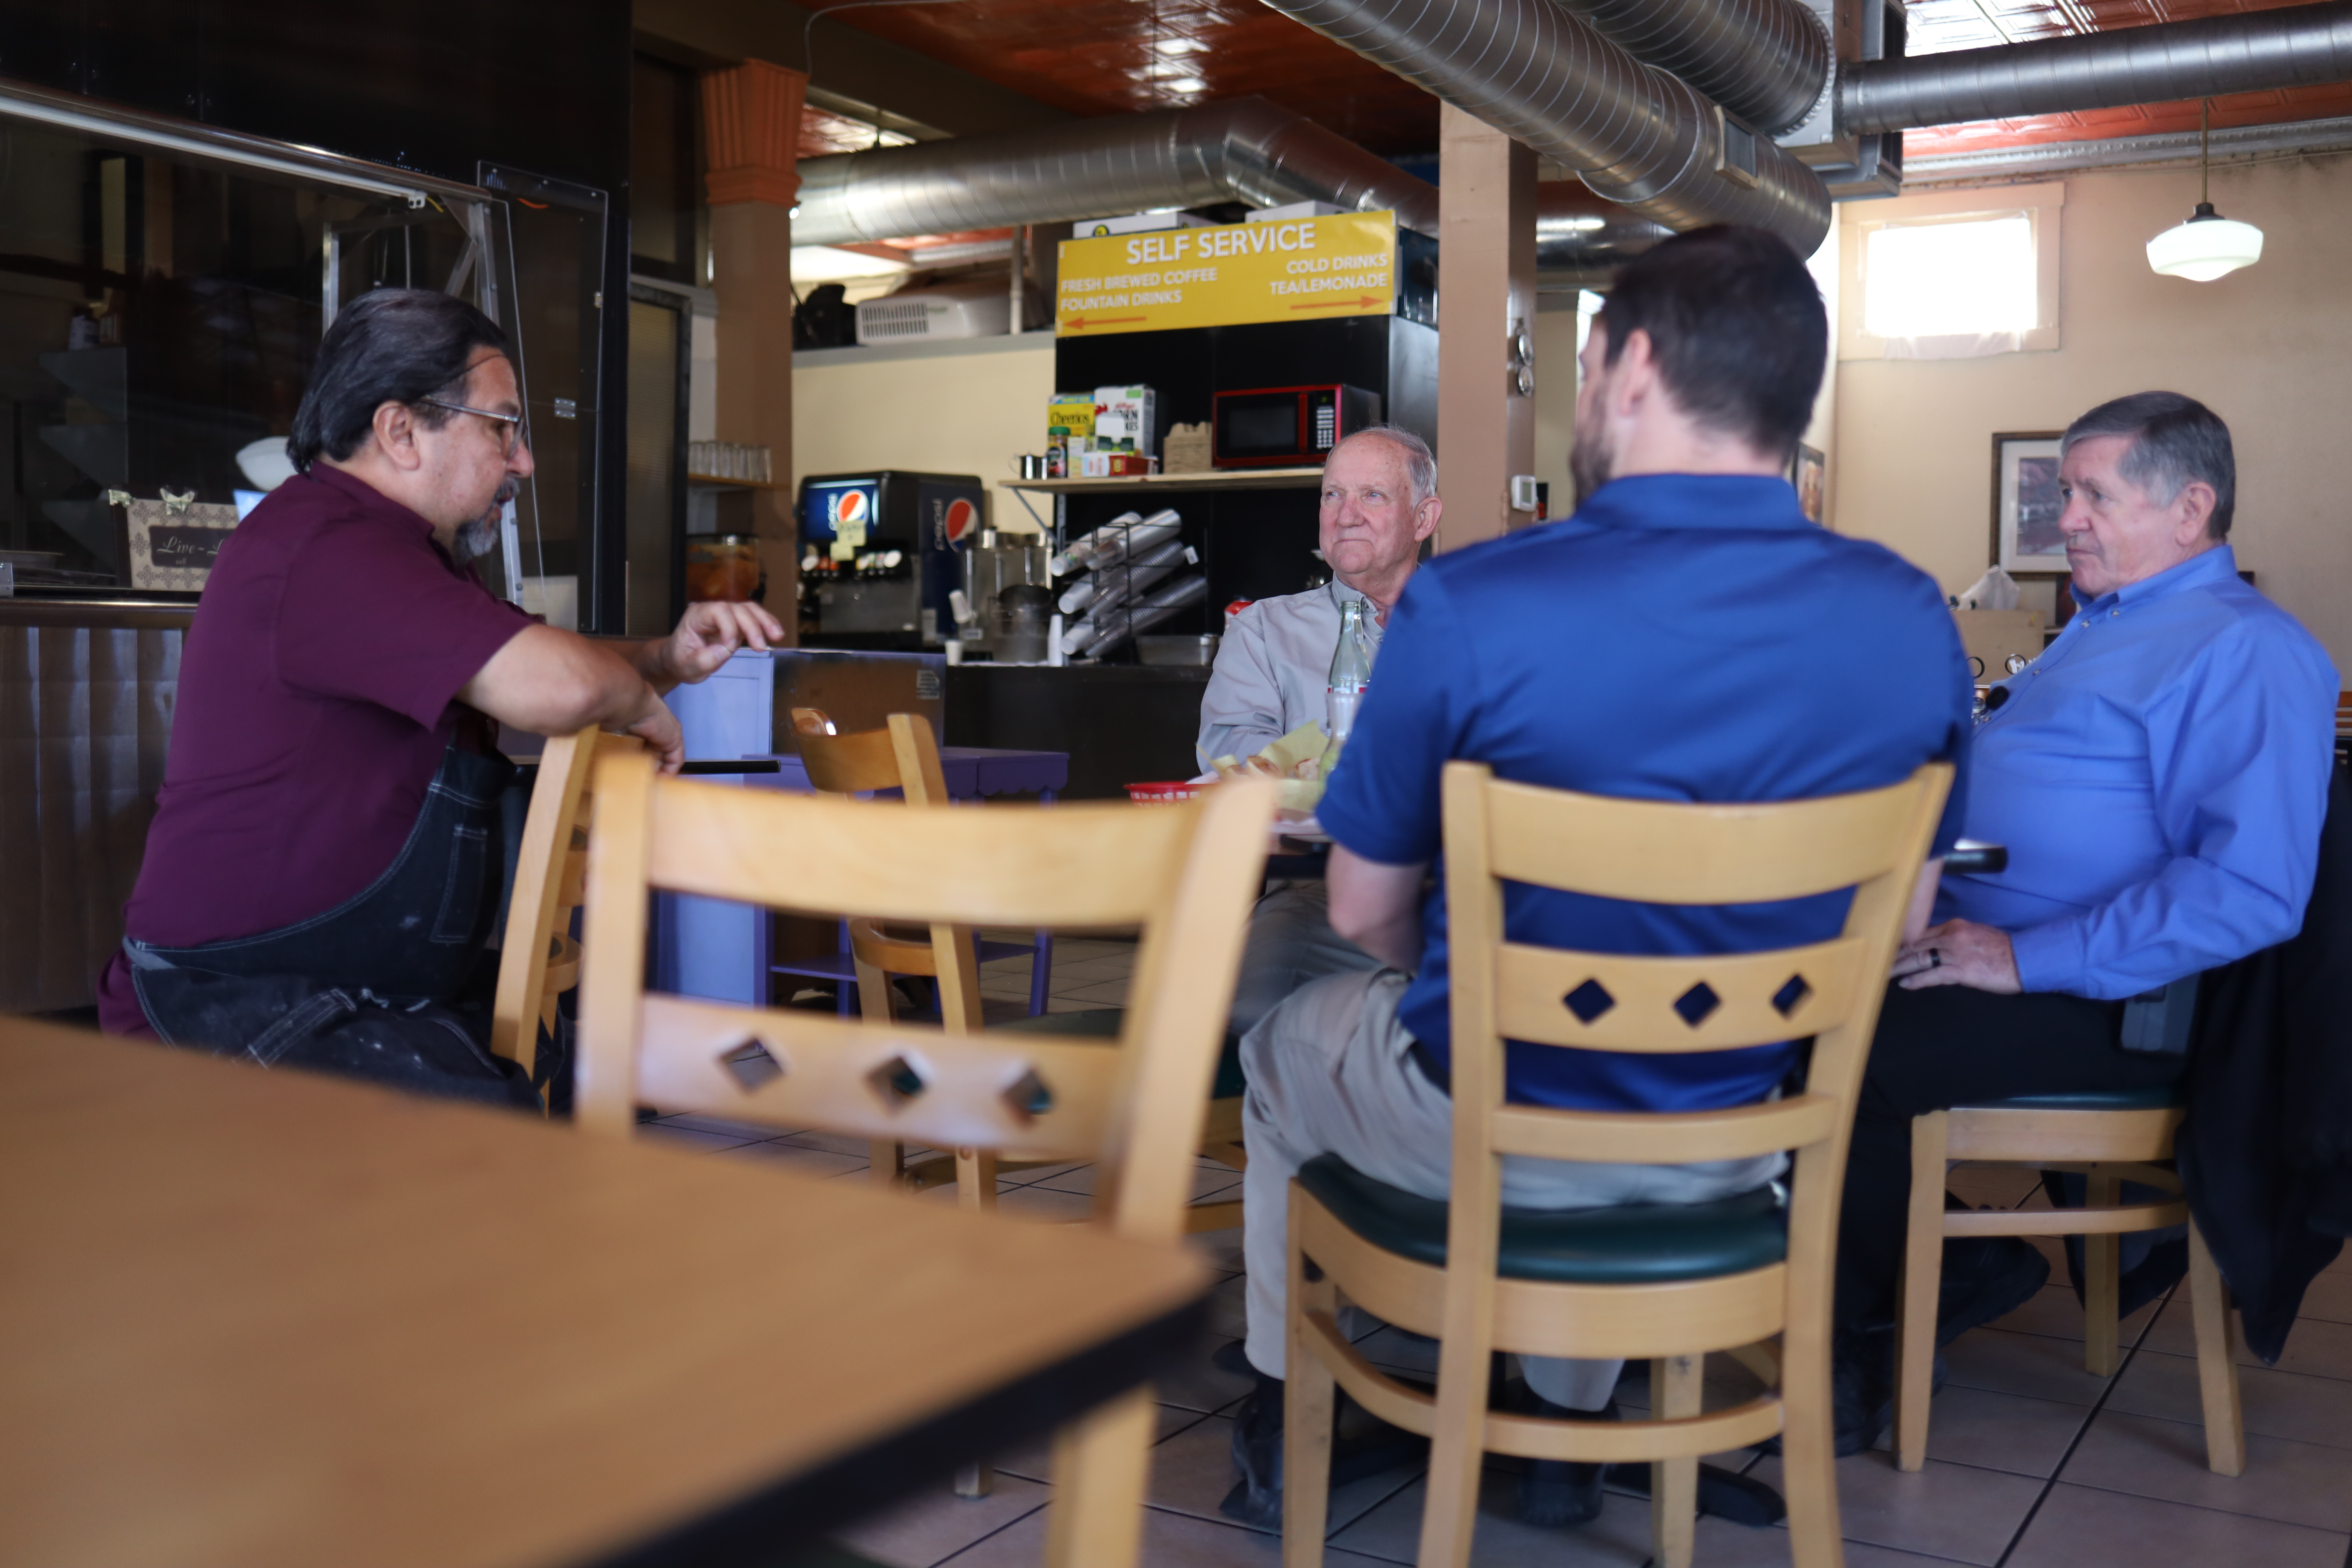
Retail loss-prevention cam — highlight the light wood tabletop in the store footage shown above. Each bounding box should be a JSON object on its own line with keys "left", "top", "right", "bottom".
{"left": 0, "top": 1020, "right": 1214, "bottom": 1568}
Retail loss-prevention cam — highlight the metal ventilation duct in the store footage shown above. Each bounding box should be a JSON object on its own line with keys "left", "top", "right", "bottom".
{"left": 1553, "top": 0, "right": 1830, "bottom": 135}
{"left": 1539, "top": 183, "right": 1673, "bottom": 281}
{"left": 1841, "top": 1, "right": 2352, "bottom": 134}
{"left": 792, "top": 96, "right": 1439, "bottom": 247}
{"left": 1257, "top": 0, "right": 1830, "bottom": 251}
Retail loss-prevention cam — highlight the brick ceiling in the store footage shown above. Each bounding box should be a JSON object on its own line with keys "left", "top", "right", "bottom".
{"left": 820, "top": 0, "right": 2352, "bottom": 159}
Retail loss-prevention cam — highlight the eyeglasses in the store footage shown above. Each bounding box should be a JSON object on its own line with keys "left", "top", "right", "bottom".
{"left": 420, "top": 397, "right": 530, "bottom": 459}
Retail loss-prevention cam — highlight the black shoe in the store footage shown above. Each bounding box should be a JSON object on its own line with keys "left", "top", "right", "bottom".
{"left": 1937, "top": 1236, "right": 2050, "bottom": 1347}
{"left": 1218, "top": 1374, "right": 1430, "bottom": 1529}
{"left": 1833, "top": 1328, "right": 1950, "bottom": 1457}
{"left": 1220, "top": 1377, "right": 1285, "bottom": 1528}
{"left": 1832, "top": 1328, "right": 1893, "bottom": 1456}
{"left": 1517, "top": 1393, "right": 1611, "bottom": 1528}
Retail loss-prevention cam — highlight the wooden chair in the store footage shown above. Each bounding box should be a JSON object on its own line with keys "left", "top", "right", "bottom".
{"left": 576, "top": 755, "right": 1276, "bottom": 1568}
{"left": 778, "top": 707, "right": 1056, "bottom": 1018}
{"left": 1894, "top": 1092, "right": 2245, "bottom": 1474}
{"left": 803, "top": 716, "right": 1248, "bottom": 1234}
{"left": 1285, "top": 761, "right": 1951, "bottom": 1568}
{"left": 488, "top": 727, "right": 643, "bottom": 1108}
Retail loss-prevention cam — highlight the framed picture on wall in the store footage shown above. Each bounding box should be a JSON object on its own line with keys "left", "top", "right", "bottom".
{"left": 1790, "top": 443, "right": 1827, "bottom": 525}
{"left": 1991, "top": 432, "right": 2067, "bottom": 573}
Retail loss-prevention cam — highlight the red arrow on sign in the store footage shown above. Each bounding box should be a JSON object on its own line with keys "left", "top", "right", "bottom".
{"left": 1290, "top": 296, "right": 1385, "bottom": 312}
{"left": 1062, "top": 314, "right": 1151, "bottom": 331}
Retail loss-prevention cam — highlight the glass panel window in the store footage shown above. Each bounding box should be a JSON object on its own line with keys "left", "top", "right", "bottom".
{"left": 1862, "top": 214, "right": 2037, "bottom": 341}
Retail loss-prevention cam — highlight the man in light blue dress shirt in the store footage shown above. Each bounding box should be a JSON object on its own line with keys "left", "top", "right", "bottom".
{"left": 1831, "top": 391, "right": 2340, "bottom": 1452}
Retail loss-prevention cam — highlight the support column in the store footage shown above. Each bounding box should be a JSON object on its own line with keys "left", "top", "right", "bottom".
{"left": 1435, "top": 106, "right": 1538, "bottom": 553}
{"left": 702, "top": 59, "right": 806, "bottom": 638}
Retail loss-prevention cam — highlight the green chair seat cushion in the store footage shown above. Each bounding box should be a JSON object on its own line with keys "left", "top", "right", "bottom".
{"left": 988, "top": 1011, "right": 1247, "bottom": 1100}
{"left": 1297, "top": 1154, "right": 1787, "bottom": 1286}
{"left": 1962, "top": 1084, "right": 2184, "bottom": 1113}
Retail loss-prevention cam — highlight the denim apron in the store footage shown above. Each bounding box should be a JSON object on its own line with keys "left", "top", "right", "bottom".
{"left": 124, "top": 745, "right": 539, "bottom": 1110}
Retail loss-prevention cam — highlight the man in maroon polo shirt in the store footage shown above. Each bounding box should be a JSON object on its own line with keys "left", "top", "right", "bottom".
{"left": 96, "top": 288, "right": 779, "bottom": 1105}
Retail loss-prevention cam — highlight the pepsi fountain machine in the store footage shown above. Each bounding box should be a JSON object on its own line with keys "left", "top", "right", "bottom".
{"left": 796, "top": 469, "right": 986, "bottom": 649}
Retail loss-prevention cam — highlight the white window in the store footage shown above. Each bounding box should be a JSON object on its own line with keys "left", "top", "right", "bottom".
{"left": 1842, "top": 183, "right": 2063, "bottom": 360}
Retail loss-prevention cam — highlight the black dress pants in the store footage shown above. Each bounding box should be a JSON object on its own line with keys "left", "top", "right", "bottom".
{"left": 1833, "top": 983, "right": 2186, "bottom": 1330}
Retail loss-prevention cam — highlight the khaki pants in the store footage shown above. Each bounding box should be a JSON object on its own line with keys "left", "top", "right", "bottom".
{"left": 1229, "top": 880, "right": 1383, "bottom": 1037}
{"left": 1241, "top": 969, "right": 1783, "bottom": 1409}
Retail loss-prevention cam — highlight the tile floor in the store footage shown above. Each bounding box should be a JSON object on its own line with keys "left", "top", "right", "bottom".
{"left": 654, "top": 937, "right": 2352, "bottom": 1568}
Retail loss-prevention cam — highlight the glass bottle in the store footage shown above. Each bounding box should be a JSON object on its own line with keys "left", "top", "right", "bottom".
{"left": 1326, "top": 598, "right": 1373, "bottom": 749}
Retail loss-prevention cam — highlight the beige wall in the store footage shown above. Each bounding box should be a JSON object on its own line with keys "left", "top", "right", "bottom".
{"left": 792, "top": 335, "right": 1060, "bottom": 534}
{"left": 1830, "top": 156, "right": 2352, "bottom": 674}
{"left": 1531, "top": 305, "right": 1581, "bottom": 515}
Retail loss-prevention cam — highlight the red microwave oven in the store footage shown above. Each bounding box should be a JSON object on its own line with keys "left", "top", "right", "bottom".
{"left": 1211, "top": 383, "right": 1383, "bottom": 468}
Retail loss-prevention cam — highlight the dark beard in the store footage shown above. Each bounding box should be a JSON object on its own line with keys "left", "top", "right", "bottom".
{"left": 1569, "top": 421, "right": 1613, "bottom": 508}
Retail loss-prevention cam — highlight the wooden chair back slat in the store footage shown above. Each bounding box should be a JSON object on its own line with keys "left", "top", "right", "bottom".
{"left": 643, "top": 781, "right": 1196, "bottom": 929}
{"left": 631, "top": 993, "right": 1124, "bottom": 1161}
{"left": 849, "top": 921, "right": 942, "bottom": 977}
{"left": 490, "top": 728, "right": 643, "bottom": 1096}
{"left": 579, "top": 753, "right": 1277, "bottom": 1244}
{"left": 1488, "top": 1095, "right": 1844, "bottom": 1167}
{"left": 796, "top": 723, "right": 906, "bottom": 797}
{"left": 1490, "top": 936, "right": 1869, "bottom": 1053}
{"left": 1481, "top": 773, "right": 1937, "bottom": 906}
{"left": 1447, "top": 761, "right": 1948, "bottom": 1173}
{"left": 556, "top": 848, "right": 589, "bottom": 911}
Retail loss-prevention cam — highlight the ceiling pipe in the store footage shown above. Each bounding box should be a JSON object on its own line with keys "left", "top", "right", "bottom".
{"left": 797, "top": 94, "right": 1656, "bottom": 275}
{"left": 792, "top": 96, "right": 1439, "bottom": 246}
{"left": 1841, "top": 0, "right": 2352, "bottom": 134}
{"left": 1538, "top": 182, "right": 1673, "bottom": 282}
{"left": 1552, "top": 0, "right": 1829, "bottom": 135}
{"left": 1256, "top": 0, "right": 1830, "bottom": 251}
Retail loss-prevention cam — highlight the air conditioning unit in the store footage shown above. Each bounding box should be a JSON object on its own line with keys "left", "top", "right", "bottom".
{"left": 854, "top": 279, "right": 1012, "bottom": 346}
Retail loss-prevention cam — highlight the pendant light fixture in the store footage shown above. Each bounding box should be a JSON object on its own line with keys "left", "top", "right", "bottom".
{"left": 2147, "top": 101, "right": 2264, "bottom": 282}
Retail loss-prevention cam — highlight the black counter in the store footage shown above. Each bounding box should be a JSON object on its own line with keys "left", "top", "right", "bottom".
{"left": 945, "top": 663, "right": 1210, "bottom": 801}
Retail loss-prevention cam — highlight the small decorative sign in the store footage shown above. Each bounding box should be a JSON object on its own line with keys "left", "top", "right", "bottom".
{"left": 119, "top": 492, "right": 241, "bottom": 591}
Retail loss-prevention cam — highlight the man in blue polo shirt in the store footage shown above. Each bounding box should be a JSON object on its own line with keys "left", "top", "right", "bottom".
{"left": 1220, "top": 225, "right": 1974, "bottom": 1531}
{"left": 1831, "top": 392, "right": 2337, "bottom": 1453}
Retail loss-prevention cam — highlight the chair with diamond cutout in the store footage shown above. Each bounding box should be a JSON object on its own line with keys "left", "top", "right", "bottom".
{"left": 577, "top": 753, "right": 1276, "bottom": 1568}
{"left": 489, "top": 727, "right": 643, "bottom": 1110}
{"left": 776, "top": 709, "right": 1058, "bottom": 1019}
{"left": 800, "top": 714, "right": 1246, "bottom": 1238}
{"left": 1282, "top": 760, "right": 1950, "bottom": 1568}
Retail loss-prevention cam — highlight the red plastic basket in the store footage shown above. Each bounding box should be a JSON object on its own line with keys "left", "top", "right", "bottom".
{"left": 1124, "top": 781, "right": 1201, "bottom": 805}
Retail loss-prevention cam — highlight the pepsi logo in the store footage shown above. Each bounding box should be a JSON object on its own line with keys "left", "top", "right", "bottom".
{"left": 830, "top": 490, "right": 869, "bottom": 527}
{"left": 943, "top": 498, "right": 978, "bottom": 543}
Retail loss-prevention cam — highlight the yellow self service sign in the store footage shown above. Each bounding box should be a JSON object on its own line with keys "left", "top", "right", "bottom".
{"left": 1056, "top": 211, "right": 1396, "bottom": 337}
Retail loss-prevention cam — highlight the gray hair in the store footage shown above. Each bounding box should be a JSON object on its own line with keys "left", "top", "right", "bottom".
{"left": 2061, "top": 392, "right": 2236, "bottom": 540}
{"left": 1328, "top": 424, "right": 1438, "bottom": 511}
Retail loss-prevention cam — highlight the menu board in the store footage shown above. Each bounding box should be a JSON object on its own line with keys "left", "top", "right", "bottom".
{"left": 1055, "top": 211, "right": 1396, "bottom": 338}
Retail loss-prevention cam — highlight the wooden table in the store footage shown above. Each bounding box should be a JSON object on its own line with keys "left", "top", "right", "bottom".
{"left": 0, "top": 1021, "right": 1213, "bottom": 1568}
